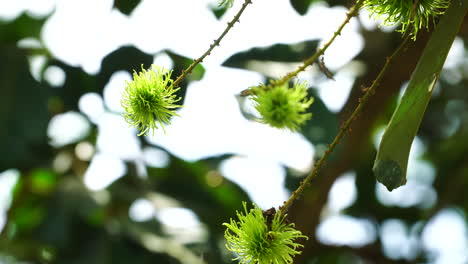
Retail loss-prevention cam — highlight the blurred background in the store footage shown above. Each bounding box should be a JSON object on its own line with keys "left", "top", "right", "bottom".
{"left": 0, "top": 0, "right": 467, "bottom": 263}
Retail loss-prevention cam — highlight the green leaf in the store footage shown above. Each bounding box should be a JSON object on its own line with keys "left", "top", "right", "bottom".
{"left": 301, "top": 88, "right": 338, "bottom": 145}
{"left": 113, "top": 0, "right": 142, "bottom": 15}
{"left": 0, "top": 47, "right": 51, "bottom": 170}
{"left": 289, "top": 0, "right": 322, "bottom": 15}
{"left": 49, "top": 46, "right": 154, "bottom": 111}
{"left": 222, "top": 40, "right": 319, "bottom": 69}
{"left": 0, "top": 14, "right": 47, "bottom": 43}
{"left": 165, "top": 50, "right": 206, "bottom": 82}
{"left": 210, "top": 4, "right": 229, "bottom": 19}
{"left": 374, "top": 0, "right": 468, "bottom": 191}
{"left": 146, "top": 156, "right": 251, "bottom": 232}
{"left": 30, "top": 169, "right": 57, "bottom": 194}
{"left": 165, "top": 50, "right": 205, "bottom": 104}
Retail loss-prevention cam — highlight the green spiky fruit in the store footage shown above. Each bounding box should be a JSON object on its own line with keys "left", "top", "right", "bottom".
{"left": 223, "top": 202, "right": 307, "bottom": 264}
{"left": 251, "top": 81, "right": 314, "bottom": 131}
{"left": 364, "top": 0, "right": 449, "bottom": 38}
{"left": 121, "top": 65, "right": 181, "bottom": 136}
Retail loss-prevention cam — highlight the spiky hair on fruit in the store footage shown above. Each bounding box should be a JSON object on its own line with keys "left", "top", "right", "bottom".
{"left": 223, "top": 202, "right": 307, "bottom": 264}
{"left": 121, "top": 65, "right": 182, "bottom": 136}
{"left": 251, "top": 81, "right": 314, "bottom": 131}
{"left": 363, "top": 0, "right": 450, "bottom": 38}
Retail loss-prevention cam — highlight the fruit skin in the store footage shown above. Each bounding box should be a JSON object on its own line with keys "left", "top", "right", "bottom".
{"left": 363, "top": 0, "right": 449, "bottom": 38}
{"left": 223, "top": 202, "right": 307, "bottom": 264}
{"left": 252, "top": 81, "right": 314, "bottom": 131}
{"left": 121, "top": 65, "right": 181, "bottom": 136}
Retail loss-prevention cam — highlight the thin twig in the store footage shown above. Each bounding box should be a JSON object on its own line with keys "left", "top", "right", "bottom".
{"left": 173, "top": 0, "right": 252, "bottom": 87}
{"left": 241, "top": 0, "right": 364, "bottom": 96}
{"left": 279, "top": 33, "right": 412, "bottom": 214}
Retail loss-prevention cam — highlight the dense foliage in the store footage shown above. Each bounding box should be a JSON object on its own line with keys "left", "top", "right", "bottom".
{"left": 1, "top": 0, "right": 468, "bottom": 263}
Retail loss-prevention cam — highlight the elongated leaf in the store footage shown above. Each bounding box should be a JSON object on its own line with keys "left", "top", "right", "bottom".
{"left": 222, "top": 40, "right": 319, "bottom": 68}
{"left": 374, "top": 0, "right": 468, "bottom": 191}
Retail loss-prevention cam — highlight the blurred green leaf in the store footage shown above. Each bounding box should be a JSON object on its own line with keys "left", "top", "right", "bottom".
{"left": 289, "top": 0, "right": 322, "bottom": 15}
{"left": 210, "top": 3, "right": 229, "bottom": 19}
{"left": 113, "top": 0, "right": 142, "bottom": 15}
{"left": 165, "top": 50, "right": 205, "bottom": 104}
{"left": 301, "top": 88, "right": 338, "bottom": 145}
{"left": 11, "top": 197, "right": 45, "bottom": 234}
{"left": 222, "top": 40, "right": 319, "bottom": 69}
{"left": 0, "top": 47, "right": 51, "bottom": 171}
{"left": 145, "top": 156, "right": 251, "bottom": 263}
{"left": 0, "top": 14, "right": 46, "bottom": 43}
{"left": 30, "top": 168, "right": 57, "bottom": 194}
{"left": 98, "top": 46, "right": 154, "bottom": 89}
{"left": 165, "top": 51, "right": 206, "bottom": 82}
{"left": 48, "top": 46, "right": 154, "bottom": 111}
{"left": 148, "top": 156, "right": 250, "bottom": 230}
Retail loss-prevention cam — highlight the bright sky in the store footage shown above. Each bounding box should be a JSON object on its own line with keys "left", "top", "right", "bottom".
{"left": 0, "top": 0, "right": 467, "bottom": 262}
